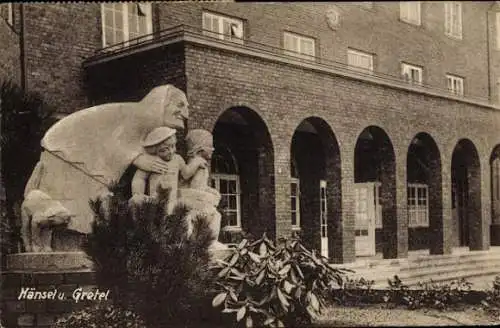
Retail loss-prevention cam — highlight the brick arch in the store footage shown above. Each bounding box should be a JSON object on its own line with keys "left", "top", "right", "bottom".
{"left": 354, "top": 125, "right": 397, "bottom": 258}
{"left": 451, "top": 138, "right": 482, "bottom": 250}
{"left": 490, "top": 144, "right": 500, "bottom": 245}
{"left": 290, "top": 116, "right": 341, "bottom": 260}
{"left": 211, "top": 106, "right": 276, "bottom": 240}
{"left": 207, "top": 102, "right": 275, "bottom": 137}
{"left": 406, "top": 132, "right": 443, "bottom": 254}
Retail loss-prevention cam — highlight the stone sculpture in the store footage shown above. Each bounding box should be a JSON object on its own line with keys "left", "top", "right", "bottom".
{"left": 21, "top": 190, "right": 74, "bottom": 252}
{"left": 179, "top": 129, "right": 226, "bottom": 250}
{"left": 130, "top": 126, "right": 184, "bottom": 214}
{"left": 20, "top": 84, "right": 228, "bottom": 254}
{"left": 21, "top": 85, "right": 189, "bottom": 251}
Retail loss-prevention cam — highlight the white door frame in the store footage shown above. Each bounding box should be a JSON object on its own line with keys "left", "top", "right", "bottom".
{"left": 354, "top": 182, "right": 377, "bottom": 256}
{"left": 320, "top": 180, "right": 328, "bottom": 258}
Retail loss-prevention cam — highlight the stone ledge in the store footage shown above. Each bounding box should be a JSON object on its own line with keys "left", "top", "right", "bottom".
{"left": 6, "top": 252, "right": 94, "bottom": 271}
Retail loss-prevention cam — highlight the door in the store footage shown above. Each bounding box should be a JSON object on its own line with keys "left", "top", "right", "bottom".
{"left": 457, "top": 177, "right": 469, "bottom": 246}
{"left": 355, "top": 183, "right": 376, "bottom": 256}
{"left": 320, "top": 180, "right": 328, "bottom": 258}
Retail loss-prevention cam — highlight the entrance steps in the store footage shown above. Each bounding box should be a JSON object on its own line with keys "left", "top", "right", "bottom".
{"left": 330, "top": 247, "right": 500, "bottom": 290}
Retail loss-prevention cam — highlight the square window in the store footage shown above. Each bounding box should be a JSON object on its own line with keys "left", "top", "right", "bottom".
{"left": 284, "top": 31, "right": 316, "bottom": 60}
{"left": 445, "top": 2, "right": 462, "bottom": 39}
{"left": 6, "top": 2, "right": 13, "bottom": 26}
{"left": 202, "top": 11, "right": 244, "bottom": 44}
{"left": 446, "top": 74, "right": 464, "bottom": 96}
{"left": 497, "top": 12, "right": 500, "bottom": 50}
{"left": 400, "top": 1, "right": 421, "bottom": 26}
{"left": 347, "top": 48, "right": 374, "bottom": 74}
{"left": 101, "top": 2, "right": 152, "bottom": 49}
{"left": 402, "top": 63, "right": 423, "bottom": 85}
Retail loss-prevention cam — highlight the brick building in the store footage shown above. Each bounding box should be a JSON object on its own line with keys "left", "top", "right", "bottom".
{"left": 2, "top": 1, "right": 500, "bottom": 264}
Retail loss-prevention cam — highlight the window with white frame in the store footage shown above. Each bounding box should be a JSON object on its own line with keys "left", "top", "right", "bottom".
{"left": 347, "top": 48, "right": 374, "bottom": 74}
{"left": 283, "top": 31, "right": 316, "bottom": 60}
{"left": 400, "top": 1, "right": 421, "bottom": 26}
{"left": 446, "top": 74, "right": 464, "bottom": 96}
{"left": 6, "top": 3, "right": 13, "bottom": 25}
{"left": 101, "top": 3, "right": 152, "bottom": 49}
{"left": 320, "top": 180, "right": 327, "bottom": 238}
{"left": 407, "top": 183, "right": 429, "bottom": 227}
{"left": 445, "top": 2, "right": 462, "bottom": 39}
{"left": 401, "top": 63, "right": 423, "bottom": 85}
{"left": 211, "top": 145, "right": 241, "bottom": 231}
{"left": 498, "top": 78, "right": 500, "bottom": 103}
{"left": 497, "top": 13, "right": 500, "bottom": 50}
{"left": 211, "top": 175, "right": 241, "bottom": 230}
{"left": 202, "top": 11, "right": 244, "bottom": 44}
{"left": 374, "top": 182, "right": 382, "bottom": 229}
{"left": 493, "top": 158, "right": 500, "bottom": 202}
{"left": 290, "top": 178, "right": 301, "bottom": 230}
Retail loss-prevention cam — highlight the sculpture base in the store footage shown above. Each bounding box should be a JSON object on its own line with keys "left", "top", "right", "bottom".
{"left": 52, "top": 228, "right": 86, "bottom": 251}
{"left": 6, "top": 251, "right": 93, "bottom": 271}
{"left": 2, "top": 252, "right": 98, "bottom": 327}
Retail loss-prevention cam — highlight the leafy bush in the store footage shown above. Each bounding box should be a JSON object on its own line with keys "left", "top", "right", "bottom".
{"left": 211, "top": 235, "right": 350, "bottom": 327}
{"left": 1, "top": 79, "right": 55, "bottom": 258}
{"left": 385, "top": 276, "right": 472, "bottom": 310}
{"left": 52, "top": 303, "right": 147, "bottom": 328}
{"left": 333, "top": 277, "right": 377, "bottom": 306}
{"left": 384, "top": 275, "right": 413, "bottom": 308}
{"left": 83, "top": 187, "right": 218, "bottom": 327}
{"left": 414, "top": 278, "right": 472, "bottom": 310}
{"left": 481, "top": 275, "right": 500, "bottom": 317}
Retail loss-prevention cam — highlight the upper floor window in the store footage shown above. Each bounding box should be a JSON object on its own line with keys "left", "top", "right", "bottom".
{"left": 359, "top": 2, "right": 373, "bottom": 9}
{"left": 400, "top": 1, "right": 421, "bottom": 26}
{"left": 496, "top": 12, "right": 500, "bottom": 50}
{"left": 401, "top": 63, "right": 423, "bottom": 85}
{"left": 202, "top": 11, "right": 244, "bottom": 44}
{"left": 5, "top": 3, "right": 13, "bottom": 26}
{"left": 498, "top": 78, "right": 500, "bottom": 104}
{"left": 493, "top": 157, "right": 500, "bottom": 201}
{"left": 446, "top": 74, "right": 464, "bottom": 96}
{"left": 347, "top": 48, "right": 374, "bottom": 74}
{"left": 445, "top": 2, "right": 462, "bottom": 39}
{"left": 101, "top": 3, "right": 152, "bottom": 49}
{"left": 283, "top": 31, "right": 315, "bottom": 60}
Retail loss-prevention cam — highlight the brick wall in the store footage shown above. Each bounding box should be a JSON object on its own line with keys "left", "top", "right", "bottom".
{"left": 488, "top": 4, "right": 500, "bottom": 104}
{"left": 156, "top": 2, "right": 492, "bottom": 100}
{"left": 85, "top": 43, "right": 187, "bottom": 105}
{"left": 15, "top": 2, "right": 497, "bottom": 112}
{"left": 0, "top": 3, "right": 20, "bottom": 84}
{"left": 179, "top": 42, "right": 500, "bottom": 260}
{"left": 22, "top": 3, "right": 101, "bottom": 113}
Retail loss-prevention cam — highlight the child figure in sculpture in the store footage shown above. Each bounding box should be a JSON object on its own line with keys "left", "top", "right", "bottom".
{"left": 131, "top": 126, "right": 203, "bottom": 214}
{"left": 182, "top": 129, "right": 225, "bottom": 250}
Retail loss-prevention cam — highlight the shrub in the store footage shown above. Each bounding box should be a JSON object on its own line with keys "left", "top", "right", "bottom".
{"left": 211, "top": 235, "right": 350, "bottom": 327}
{"left": 414, "top": 278, "right": 472, "bottom": 310}
{"left": 83, "top": 187, "right": 218, "bottom": 327}
{"left": 481, "top": 275, "right": 500, "bottom": 317}
{"left": 1, "top": 79, "right": 55, "bottom": 258}
{"left": 52, "top": 303, "right": 147, "bottom": 328}
{"left": 333, "top": 277, "right": 377, "bottom": 306}
{"left": 384, "top": 275, "right": 413, "bottom": 308}
{"left": 385, "top": 276, "right": 473, "bottom": 310}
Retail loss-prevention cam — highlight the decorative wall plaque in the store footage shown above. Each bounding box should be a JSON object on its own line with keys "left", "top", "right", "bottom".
{"left": 326, "top": 6, "right": 341, "bottom": 30}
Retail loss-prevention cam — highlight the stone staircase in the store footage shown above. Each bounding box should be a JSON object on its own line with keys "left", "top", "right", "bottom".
{"left": 331, "top": 247, "right": 500, "bottom": 290}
